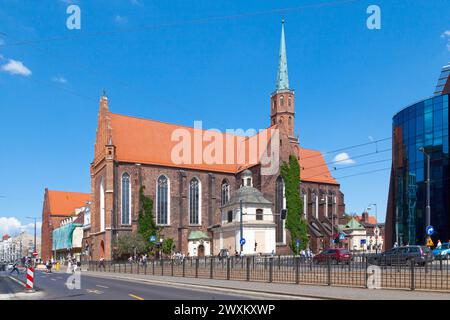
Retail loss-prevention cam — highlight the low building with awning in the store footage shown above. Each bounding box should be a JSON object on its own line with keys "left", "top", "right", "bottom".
{"left": 52, "top": 208, "right": 85, "bottom": 262}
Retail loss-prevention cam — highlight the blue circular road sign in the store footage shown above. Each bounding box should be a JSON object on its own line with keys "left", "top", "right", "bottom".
{"left": 426, "top": 225, "right": 434, "bottom": 236}
{"left": 240, "top": 238, "right": 246, "bottom": 246}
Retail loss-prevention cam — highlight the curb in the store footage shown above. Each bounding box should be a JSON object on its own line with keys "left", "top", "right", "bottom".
{"left": 83, "top": 271, "right": 342, "bottom": 300}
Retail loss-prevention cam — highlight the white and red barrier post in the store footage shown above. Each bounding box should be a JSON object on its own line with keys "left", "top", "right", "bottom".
{"left": 26, "top": 266, "right": 35, "bottom": 292}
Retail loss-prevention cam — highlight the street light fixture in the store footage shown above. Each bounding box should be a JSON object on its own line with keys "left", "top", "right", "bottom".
{"left": 419, "top": 147, "right": 431, "bottom": 241}
{"left": 367, "top": 204, "right": 378, "bottom": 253}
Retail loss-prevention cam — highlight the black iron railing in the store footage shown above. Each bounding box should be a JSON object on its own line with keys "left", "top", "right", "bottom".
{"left": 82, "top": 253, "right": 450, "bottom": 292}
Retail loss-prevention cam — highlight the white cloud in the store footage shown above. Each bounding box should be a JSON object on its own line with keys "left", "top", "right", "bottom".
{"left": 1, "top": 58, "right": 32, "bottom": 76}
{"left": 0, "top": 217, "right": 41, "bottom": 237}
{"left": 114, "top": 15, "right": 128, "bottom": 24}
{"left": 52, "top": 75, "right": 68, "bottom": 84}
{"left": 333, "top": 152, "right": 355, "bottom": 165}
{"left": 441, "top": 30, "right": 450, "bottom": 52}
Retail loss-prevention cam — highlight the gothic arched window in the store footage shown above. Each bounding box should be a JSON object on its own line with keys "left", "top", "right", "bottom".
{"left": 157, "top": 175, "right": 169, "bottom": 225}
{"left": 189, "top": 178, "right": 201, "bottom": 225}
{"left": 121, "top": 173, "right": 131, "bottom": 225}
{"left": 288, "top": 96, "right": 292, "bottom": 107}
{"left": 275, "top": 176, "right": 285, "bottom": 243}
{"left": 221, "top": 180, "right": 229, "bottom": 206}
{"left": 99, "top": 178, "right": 105, "bottom": 232}
{"left": 280, "top": 95, "right": 284, "bottom": 107}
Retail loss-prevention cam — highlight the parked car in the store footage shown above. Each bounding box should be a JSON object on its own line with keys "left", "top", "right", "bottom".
{"left": 313, "top": 248, "right": 353, "bottom": 264}
{"left": 433, "top": 243, "right": 450, "bottom": 260}
{"left": 367, "top": 245, "right": 433, "bottom": 266}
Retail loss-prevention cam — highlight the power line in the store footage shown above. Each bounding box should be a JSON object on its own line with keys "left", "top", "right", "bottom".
{"left": 302, "top": 158, "right": 392, "bottom": 180}
{"left": 0, "top": 0, "right": 361, "bottom": 48}
{"left": 335, "top": 167, "right": 391, "bottom": 180}
{"left": 301, "top": 137, "right": 391, "bottom": 160}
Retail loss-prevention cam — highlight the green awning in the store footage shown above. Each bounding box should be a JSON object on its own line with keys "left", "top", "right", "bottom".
{"left": 188, "top": 231, "right": 210, "bottom": 241}
{"left": 52, "top": 222, "right": 82, "bottom": 251}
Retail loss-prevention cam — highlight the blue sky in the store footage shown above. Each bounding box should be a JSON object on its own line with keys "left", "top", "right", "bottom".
{"left": 0, "top": 0, "right": 449, "bottom": 235}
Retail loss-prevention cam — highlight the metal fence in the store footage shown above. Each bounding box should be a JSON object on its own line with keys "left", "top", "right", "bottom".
{"left": 83, "top": 254, "right": 450, "bottom": 292}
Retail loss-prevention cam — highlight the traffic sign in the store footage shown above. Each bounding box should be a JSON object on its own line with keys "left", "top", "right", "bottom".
{"left": 240, "top": 238, "right": 246, "bottom": 246}
{"left": 149, "top": 235, "right": 156, "bottom": 243}
{"left": 426, "top": 225, "right": 434, "bottom": 236}
{"left": 426, "top": 237, "right": 434, "bottom": 247}
{"left": 360, "top": 239, "right": 366, "bottom": 245}
{"left": 32, "top": 251, "right": 38, "bottom": 257}
{"left": 296, "top": 239, "right": 300, "bottom": 248}
{"left": 339, "top": 233, "right": 346, "bottom": 241}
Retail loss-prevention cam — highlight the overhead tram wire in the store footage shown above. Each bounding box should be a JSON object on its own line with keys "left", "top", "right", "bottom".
{"left": 301, "top": 158, "right": 392, "bottom": 181}
{"left": 334, "top": 167, "right": 391, "bottom": 180}
{"left": 0, "top": 0, "right": 362, "bottom": 48}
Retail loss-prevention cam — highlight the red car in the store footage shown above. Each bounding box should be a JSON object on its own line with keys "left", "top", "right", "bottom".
{"left": 313, "top": 248, "right": 353, "bottom": 264}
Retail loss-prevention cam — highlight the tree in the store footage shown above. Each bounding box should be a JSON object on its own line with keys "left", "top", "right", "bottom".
{"left": 280, "top": 154, "right": 308, "bottom": 254}
{"left": 137, "top": 185, "right": 159, "bottom": 249}
{"left": 116, "top": 233, "right": 147, "bottom": 258}
{"left": 162, "top": 238, "right": 175, "bottom": 255}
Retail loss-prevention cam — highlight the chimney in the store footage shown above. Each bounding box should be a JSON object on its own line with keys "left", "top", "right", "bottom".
{"left": 362, "top": 211, "right": 369, "bottom": 223}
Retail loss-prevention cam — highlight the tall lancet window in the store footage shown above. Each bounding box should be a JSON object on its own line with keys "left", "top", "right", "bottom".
{"left": 275, "top": 176, "right": 285, "bottom": 243}
{"left": 221, "top": 180, "right": 229, "bottom": 206}
{"left": 189, "top": 178, "right": 201, "bottom": 225}
{"left": 121, "top": 173, "right": 131, "bottom": 225}
{"left": 100, "top": 178, "right": 105, "bottom": 232}
{"left": 157, "top": 175, "right": 169, "bottom": 225}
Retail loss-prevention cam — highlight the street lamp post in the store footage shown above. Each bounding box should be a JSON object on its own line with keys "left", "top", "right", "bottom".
{"left": 419, "top": 147, "right": 431, "bottom": 236}
{"left": 369, "top": 204, "right": 378, "bottom": 253}
{"left": 240, "top": 200, "right": 243, "bottom": 254}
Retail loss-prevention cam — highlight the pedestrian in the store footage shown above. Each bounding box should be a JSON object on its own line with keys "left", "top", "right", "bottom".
{"left": 99, "top": 256, "right": 105, "bottom": 271}
{"left": 437, "top": 240, "right": 442, "bottom": 250}
{"left": 142, "top": 254, "right": 147, "bottom": 267}
{"left": 10, "top": 261, "right": 20, "bottom": 275}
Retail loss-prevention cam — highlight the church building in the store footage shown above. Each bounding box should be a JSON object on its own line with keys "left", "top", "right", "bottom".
{"left": 87, "top": 21, "right": 345, "bottom": 260}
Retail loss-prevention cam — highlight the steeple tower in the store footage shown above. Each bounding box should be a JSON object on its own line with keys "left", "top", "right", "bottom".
{"left": 270, "top": 20, "right": 296, "bottom": 141}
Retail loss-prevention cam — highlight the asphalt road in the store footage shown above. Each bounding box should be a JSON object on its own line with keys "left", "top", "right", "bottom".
{"left": 5, "top": 269, "right": 257, "bottom": 300}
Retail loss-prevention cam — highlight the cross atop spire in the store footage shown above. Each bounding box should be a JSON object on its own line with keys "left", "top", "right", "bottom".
{"left": 276, "top": 19, "right": 289, "bottom": 91}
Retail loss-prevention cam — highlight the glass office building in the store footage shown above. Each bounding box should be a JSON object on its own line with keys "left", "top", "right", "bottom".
{"left": 387, "top": 93, "right": 449, "bottom": 246}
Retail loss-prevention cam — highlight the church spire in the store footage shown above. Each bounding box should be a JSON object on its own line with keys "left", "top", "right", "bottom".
{"left": 276, "top": 19, "right": 289, "bottom": 91}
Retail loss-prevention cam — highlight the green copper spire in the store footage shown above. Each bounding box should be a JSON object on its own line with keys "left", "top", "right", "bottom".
{"left": 276, "top": 19, "right": 289, "bottom": 91}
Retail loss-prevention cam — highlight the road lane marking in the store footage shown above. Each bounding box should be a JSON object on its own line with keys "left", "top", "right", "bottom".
{"left": 86, "top": 289, "right": 103, "bottom": 294}
{"left": 96, "top": 285, "right": 109, "bottom": 288}
{"left": 129, "top": 294, "right": 144, "bottom": 300}
{"left": 7, "top": 276, "right": 25, "bottom": 287}
{"left": 51, "top": 278, "right": 56, "bottom": 281}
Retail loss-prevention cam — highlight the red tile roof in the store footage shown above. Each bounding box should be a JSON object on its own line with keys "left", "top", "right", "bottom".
{"left": 47, "top": 190, "right": 90, "bottom": 216}
{"left": 108, "top": 112, "right": 338, "bottom": 185}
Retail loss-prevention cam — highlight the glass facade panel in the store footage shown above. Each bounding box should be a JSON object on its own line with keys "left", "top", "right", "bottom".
{"left": 390, "top": 94, "right": 449, "bottom": 246}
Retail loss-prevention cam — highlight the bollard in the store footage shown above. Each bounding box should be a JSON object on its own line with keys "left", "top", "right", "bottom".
{"left": 171, "top": 260, "right": 174, "bottom": 276}
{"left": 161, "top": 259, "right": 164, "bottom": 276}
{"left": 182, "top": 258, "right": 186, "bottom": 277}
{"left": 295, "top": 256, "right": 299, "bottom": 284}
{"left": 226, "top": 257, "right": 231, "bottom": 280}
{"left": 152, "top": 259, "right": 155, "bottom": 275}
{"left": 25, "top": 266, "right": 35, "bottom": 292}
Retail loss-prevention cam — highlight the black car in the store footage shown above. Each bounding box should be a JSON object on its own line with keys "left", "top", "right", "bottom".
{"left": 367, "top": 245, "right": 433, "bottom": 266}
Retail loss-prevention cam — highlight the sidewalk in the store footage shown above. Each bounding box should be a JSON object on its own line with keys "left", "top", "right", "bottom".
{"left": 82, "top": 270, "right": 450, "bottom": 300}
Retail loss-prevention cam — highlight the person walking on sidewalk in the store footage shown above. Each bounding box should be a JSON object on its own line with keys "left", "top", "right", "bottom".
{"left": 99, "top": 256, "right": 106, "bottom": 271}
{"left": 9, "top": 261, "right": 20, "bottom": 275}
